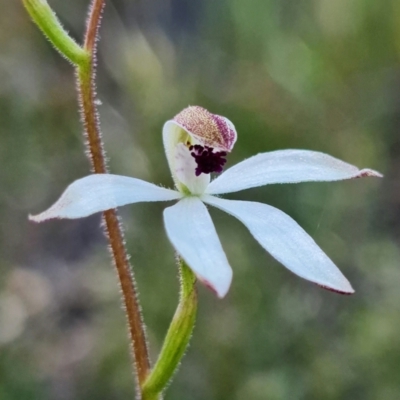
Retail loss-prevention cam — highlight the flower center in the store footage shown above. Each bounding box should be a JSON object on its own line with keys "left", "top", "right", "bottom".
{"left": 189, "top": 144, "right": 227, "bottom": 176}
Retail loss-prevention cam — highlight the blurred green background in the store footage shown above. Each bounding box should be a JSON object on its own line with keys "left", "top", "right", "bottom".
{"left": 0, "top": 0, "right": 397, "bottom": 399}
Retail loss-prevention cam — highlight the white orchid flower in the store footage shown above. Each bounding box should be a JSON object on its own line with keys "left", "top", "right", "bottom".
{"left": 30, "top": 106, "right": 382, "bottom": 298}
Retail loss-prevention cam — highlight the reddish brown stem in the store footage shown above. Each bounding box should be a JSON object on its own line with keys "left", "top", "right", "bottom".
{"left": 77, "top": 0, "right": 151, "bottom": 391}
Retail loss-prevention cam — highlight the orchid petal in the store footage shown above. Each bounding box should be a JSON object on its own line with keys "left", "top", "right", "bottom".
{"left": 163, "top": 197, "right": 232, "bottom": 298}
{"left": 30, "top": 174, "right": 181, "bottom": 222}
{"left": 162, "top": 120, "right": 189, "bottom": 190}
{"left": 207, "top": 149, "right": 382, "bottom": 195}
{"left": 203, "top": 195, "right": 354, "bottom": 294}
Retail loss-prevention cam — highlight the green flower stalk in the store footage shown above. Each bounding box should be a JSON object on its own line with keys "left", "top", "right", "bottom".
{"left": 142, "top": 259, "right": 197, "bottom": 400}
{"left": 22, "top": 0, "right": 88, "bottom": 65}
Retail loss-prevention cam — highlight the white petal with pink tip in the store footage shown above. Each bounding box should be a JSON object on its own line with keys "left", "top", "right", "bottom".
{"left": 203, "top": 195, "right": 354, "bottom": 294}
{"left": 30, "top": 174, "right": 181, "bottom": 222}
{"left": 163, "top": 197, "right": 232, "bottom": 298}
{"left": 207, "top": 149, "right": 382, "bottom": 195}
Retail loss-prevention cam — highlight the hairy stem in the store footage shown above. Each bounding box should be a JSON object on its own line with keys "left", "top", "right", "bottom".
{"left": 77, "top": 0, "right": 151, "bottom": 392}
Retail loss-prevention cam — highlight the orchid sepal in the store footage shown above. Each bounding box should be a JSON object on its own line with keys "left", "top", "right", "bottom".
{"left": 207, "top": 149, "right": 383, "bottom": 195}
{"left": 29, "top": 174, "right": 182, "bottom": 222}
{"left": 202, "top": 195, "right": 354, "bottom": 294}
